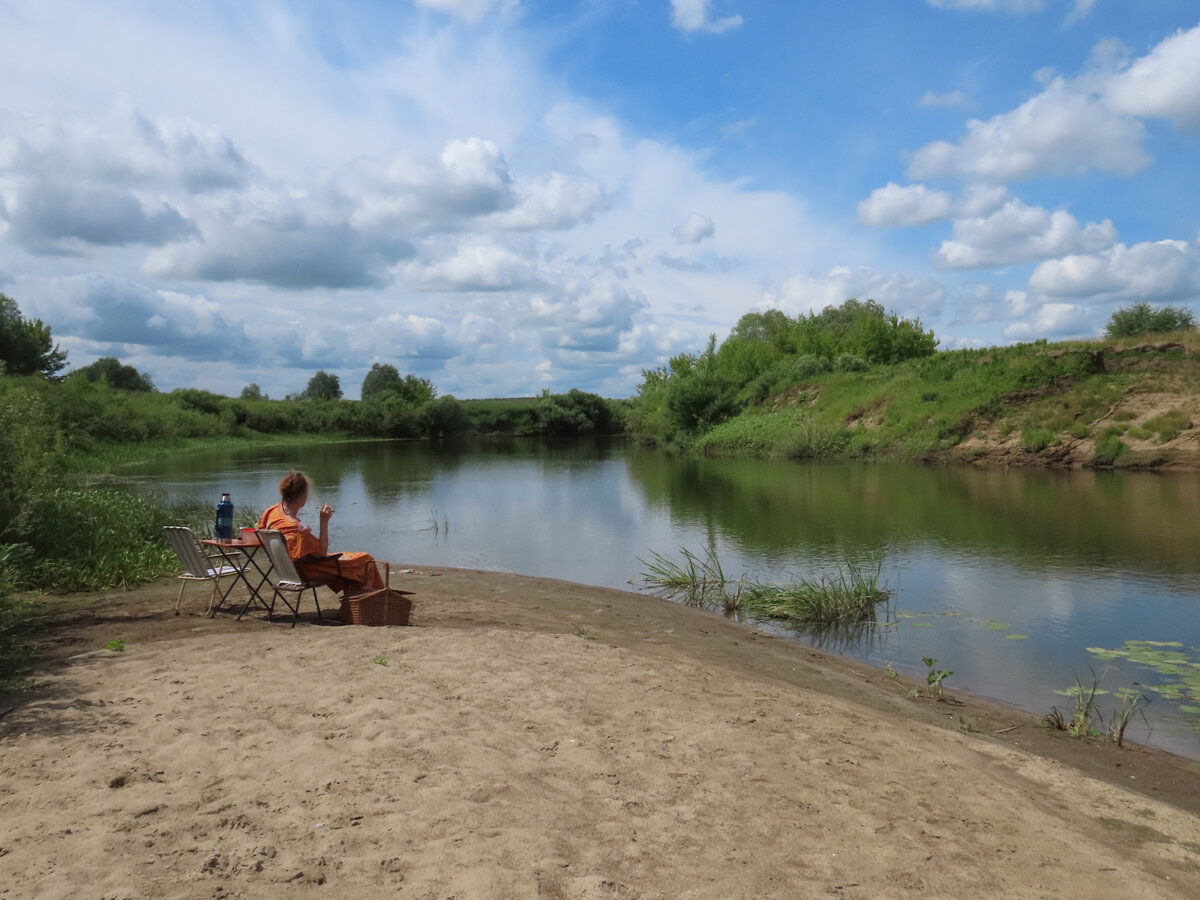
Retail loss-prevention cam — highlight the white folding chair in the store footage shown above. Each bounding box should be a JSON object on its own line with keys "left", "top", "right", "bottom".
{"left": 254, "top": 529, "right": 340, "bottom": 627}
{"left": 162, "top": 526, "right": 242, "bottom": 615}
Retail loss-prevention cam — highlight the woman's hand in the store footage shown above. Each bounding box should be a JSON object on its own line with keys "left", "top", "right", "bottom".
{"left": 319, "top": 503, "right": 334, "bottom": 523}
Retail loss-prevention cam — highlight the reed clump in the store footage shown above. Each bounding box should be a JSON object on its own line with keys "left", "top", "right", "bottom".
{"left": 639, "top": 547, "right": 890, "bottom": 627}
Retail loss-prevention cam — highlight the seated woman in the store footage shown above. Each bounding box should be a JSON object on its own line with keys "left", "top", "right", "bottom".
{"left": 257, "top": 470, "right": 384, "bottom": 597}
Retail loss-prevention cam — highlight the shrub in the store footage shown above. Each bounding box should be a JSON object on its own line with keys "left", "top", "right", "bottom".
{"left": 1021, "top": 428, "right": 1056, "bottom": 452}
{"left": 1104, "top": 303, "right": 1196, "bottom": 339}
{"left": 835, "top": 354, "right": 869, "bottom": 373}
{"left": 1094, "top": 433, "right": 1130, "bottom": 466}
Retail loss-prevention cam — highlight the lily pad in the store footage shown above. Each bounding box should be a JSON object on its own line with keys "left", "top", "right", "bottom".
{"left": 1006, "top": 633, "right": 1028, "bottom": 640}
{"left": 986, "top": 621, "right": 1011, "bottom": 630}
{"left": 910, "top": 622, "right": 933, "bottom": 628}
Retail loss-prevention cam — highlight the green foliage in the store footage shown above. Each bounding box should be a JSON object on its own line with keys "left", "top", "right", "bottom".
{"left": 1094, "top": 431, "right": 1130, "bottom": 466}
{"left": 537, "top": 388, "right": 620, "bottom": 435}
{"left": 361, "top": 363, "right": 402, "bottom": 399}
{"left": 71, "top": 357, "right": 155, "bottom": 392}
{"left": 106, "top": 639, "right": 126, "bottom": 652}
{"left": 361, "top": 363, "right": 436, "bottom": 405}
{"left": 1021, "top": 428, "right": 1056, "bottom": 452}
{"left": 240, "top": 383, "right": 265, "bottom": 400}
{"left": 922, "top": 657, "right": 953, "bottom": 700}
{"left": 1104, "top": 303, "right": 1196, "bottom": 339}
{"left": 630, "top": 300, "right": 937, "bottom": 447}
{"left": 0, "top": 293, "right": 67, "bottom": 378}
{"left": 0, "top": 545, "right": 38, "bottom": 687}
{"left": 302, "top": 370, "right": 343, "bottom": 401}
{"left": 419, "top": 395, "right": 469, "bottom": 437}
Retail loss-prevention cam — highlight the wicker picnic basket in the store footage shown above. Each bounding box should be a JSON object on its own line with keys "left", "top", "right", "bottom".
{"left": 340, "top": 562, "right": 414, "bottom": 626}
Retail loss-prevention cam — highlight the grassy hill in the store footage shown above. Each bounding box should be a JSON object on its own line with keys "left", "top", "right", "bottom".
{"left": 692, "top": 333, "right": 1200, "bottom": 469}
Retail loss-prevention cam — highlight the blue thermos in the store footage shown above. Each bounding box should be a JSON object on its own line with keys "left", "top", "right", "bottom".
{"left": 215, "top": 492, "right": 234, "bottom": 540}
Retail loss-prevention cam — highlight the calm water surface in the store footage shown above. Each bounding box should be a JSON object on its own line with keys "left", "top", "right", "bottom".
{"left": 125, "top": 437, "right": 1200, "bottom": 759}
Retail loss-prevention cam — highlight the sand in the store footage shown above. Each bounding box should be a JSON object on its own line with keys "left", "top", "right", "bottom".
{"left": 2, "top": 568, "right": 1199, "bottom": 899}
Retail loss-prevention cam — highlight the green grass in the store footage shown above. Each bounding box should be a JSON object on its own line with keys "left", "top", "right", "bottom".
{"left": 647, "top": 334, "right": 1200, "bottom": 465}
{"left": 639, "top": 546, "right": 890, "bottom": 628}
{"left": 740, "top": 557, "right": 890, "bottom": 627}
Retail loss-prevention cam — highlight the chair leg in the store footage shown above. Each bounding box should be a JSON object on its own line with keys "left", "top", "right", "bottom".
{"left": 311, "top": 587, "right": 323, "bottom": 622}
{"left": 205, "top": 579, "right": 220, "bottom": 616}
{"left": 175, "top": 579, "right": 188, "bottom": 615}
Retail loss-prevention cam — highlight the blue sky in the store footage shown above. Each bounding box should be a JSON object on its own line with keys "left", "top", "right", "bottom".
{"left": 1, "top": 0, "right": 1198, "bottom": 399}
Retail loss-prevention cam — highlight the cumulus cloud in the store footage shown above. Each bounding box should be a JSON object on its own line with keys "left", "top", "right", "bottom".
{"left": 907, "top": 75, "right": 1150, "bottom": 181}
{"left": 673, "top": 213, "right": 715, "bottom": 243}
{"left": 399, "top": 243, "right": 538, "bottom": 291}
{"left": 1028, "top": 239, "right": 1200, "bottom": 302}
{"left": 36, "top": 276, "right": 252, "bottom": 360}
{"left": 1004, "top": 301, "right": 1091, "bottom": 339}
{"left": 858, "top": 183, "right": 954, "bottom": 228}
{"left": 1, "top": 179, "right": 195, "bottom": 251}
{"left": 412, "top": 0, "right": 519, "bottom": 24}
{"left": 487, "top": 172, "right": 609, "bottom": 231}
{"left": 1106, "top": 23, "right": 1200, "bottom": 129}
{"left": 918, "top": 90, "right": 974, "bottom": 110}
{"left": 770, "top": 266, "right": 946, "bottom": 321}
{"left": 932, "top": 199, "right": 1117, "bottom": 269}
{"left": 525, "top": 277, "right": 648, "bottom": 352}
{"left": 670, "top": 0, "right": 743, "bottom": 34}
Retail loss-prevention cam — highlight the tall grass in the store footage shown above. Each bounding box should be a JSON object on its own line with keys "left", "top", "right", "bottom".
{"left": 638, "top": 546, "right": 745, "bottom": 614}
{"left": 639, "top": 546, "right": 891, "bottom": 628}
{"left": 740, "top": 557, "right": 890, "bottom": 626}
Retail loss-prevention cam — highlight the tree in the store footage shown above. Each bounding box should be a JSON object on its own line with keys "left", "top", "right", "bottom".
{"left": 71, "top": 357, "right": 155, "bottom": 392}
{"left": 302, "top": 370, "right": 342, "bottom": 401}
{"left": 0, "top": 294, "right": 67, "bottom": 379}
{"left": 361, "top": 363, "right": 402, "bottom": 399}
{"left": 240, "top": 383, "right": 266, "bottom": 401}
{"left": 1105, "top": 303, "right": 1196, "bottom": 339}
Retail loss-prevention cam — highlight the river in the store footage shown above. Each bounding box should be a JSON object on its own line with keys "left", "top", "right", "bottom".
{"left": 124, "top": 436, "right": 1200, "bottom": 760}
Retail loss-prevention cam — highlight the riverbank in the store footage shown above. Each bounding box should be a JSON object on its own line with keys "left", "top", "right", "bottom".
{"left": 2, "top": 569, "right": 1198, "bottom": 897}
{"left": 684, "top": 337, "right": 1200, "bottom": 470}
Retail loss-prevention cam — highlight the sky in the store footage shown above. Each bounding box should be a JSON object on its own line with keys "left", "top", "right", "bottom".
{"left": 1, "top": 0, "right": 1198, "bottom": 400}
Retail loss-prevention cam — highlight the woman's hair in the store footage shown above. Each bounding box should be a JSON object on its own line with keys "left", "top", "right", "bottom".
{"left": 279, "top": 470, "right": 311, "bottom": 505}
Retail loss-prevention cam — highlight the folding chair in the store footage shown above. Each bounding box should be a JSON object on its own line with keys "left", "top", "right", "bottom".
{"left": 162, "top": 526, "right": 243, "bottom": 615}
{"left": 254, "top": 529, "right": 341, "bottom": 627}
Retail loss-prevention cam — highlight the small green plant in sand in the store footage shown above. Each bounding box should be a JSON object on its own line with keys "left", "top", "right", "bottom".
{"left": 371, "top": 654, "right": 388, "bottom": 666}
{"left": 922, "top": 657, "right": 953, "bottom": 700}
{"left": 1045, "top": 671, "right": 1105, "bottom": 738}
{"left": 106, "top": 639, "right": 125, "bottom": 652}
{"left": 571, "top": 625, "right": 595, "bottom": 641}
{"left": 1102, "top": 688, "right": 1150, "bottom": 747}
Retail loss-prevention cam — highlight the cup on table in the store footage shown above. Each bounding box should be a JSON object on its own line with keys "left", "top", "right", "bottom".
{"left": 240, "top": 527, "right": 256, "bottom": 542}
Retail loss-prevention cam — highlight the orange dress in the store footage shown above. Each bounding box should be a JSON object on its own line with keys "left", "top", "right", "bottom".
{"left": 256, "top": 503, "right": 384, "bottom": 594}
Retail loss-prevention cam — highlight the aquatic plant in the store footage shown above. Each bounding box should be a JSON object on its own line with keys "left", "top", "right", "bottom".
{"left": 741, "top": 558, "right": 890, "bottom": 626}
{"left": 638, "top": 545, "right": 744, "bottom": 615}
{"left": 639, "top": 547, "right": 890, "bottom": 626}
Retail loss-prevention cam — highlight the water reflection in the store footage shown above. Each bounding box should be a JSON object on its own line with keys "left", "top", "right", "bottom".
{"left": 124, "top": 437, "right": 1200, "bottom": 759}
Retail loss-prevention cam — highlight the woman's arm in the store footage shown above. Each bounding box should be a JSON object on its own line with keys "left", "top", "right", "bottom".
{"left": 318, "top": 503, "right": 333, "bottom": 555}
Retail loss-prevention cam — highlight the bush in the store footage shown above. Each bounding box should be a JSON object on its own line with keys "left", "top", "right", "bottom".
{"left": 1104, "top": 303, "right": 1196, "bottom": 339}
{"left": 1093, "top": 431, "right": 1130, "bottom": 466}
{"left": 1021, "top": 428, "right": 1056, "bottom": 452}
{"left": 834, "top": 354, "right": 869, "bottom": 374}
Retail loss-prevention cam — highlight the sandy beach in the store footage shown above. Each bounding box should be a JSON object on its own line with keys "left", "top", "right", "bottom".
{"left": 2, "top": 568, "right": 1199, "bottom": 899}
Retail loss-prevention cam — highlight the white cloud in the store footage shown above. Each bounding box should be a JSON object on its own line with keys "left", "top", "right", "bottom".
{"left": 1004, "top": 301, "right": 1091, "bottom": 339}
{"left": 858, "top": 183, "right": 953, "bottom": 228}
{"left": 487, "top": 172, "right": 609, "bottom": 231}
{"left": 1029, "top": 239, "right": 1200, "bottom": 302}
{"left": 770, "top": 266, "right": 946, "bottom": 322}
{"left": 673, "top": 213, "right": 715, "bottom": 243}
{"left": 907, "top": 75, "right": 1150, "bottom": 181}
{"left": 918, "top": 90, "right": 974, "bottom": 110}
{"left": 932, "top": 198, "right": 1116, "bottom": 269}
{"left": 400, "top": 243, "right": 538, "bottom": 292}
{"left": 925, "top": 0, "right": 1043, "bottom": 11}
{"left": 1106, "top": 23, "right": 1200, "bottom": 129}
{"left": 1064, "top": 0, "right": 1096, "bottom": 27}
{"left": 670, "top": 0, "right": 743, "bottom": 34}
{"left": 412, "top": 0, "right": 520, "bottom": 25}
